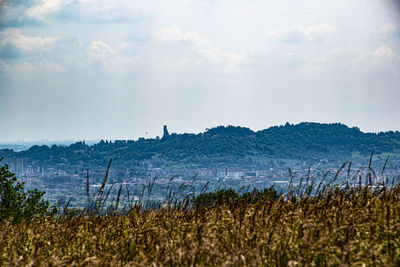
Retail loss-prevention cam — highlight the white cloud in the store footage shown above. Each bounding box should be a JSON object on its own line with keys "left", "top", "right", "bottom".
{"left": 154, "top": 25, "right": 211, "bottom": 47}
{"left": 154, "top": 25, "right": 184, "bottom": 44}
{"left": 26, "top": 0, "right": 144, "bottom": 22}
{"left": 264, "top": 24, "right": 337, "bottom": 42}
{"left": 376, "top": 22, "right": 396, "bottom": 34}
{"left": 322, "top": 44, "right": 399, "bottom": 74}
{"left": 0, "top": 0, "right": 34, "bottom": 26}
{"left": 0, "top": 28, "right": 57, "bottom": 51}
{"left": 370, "top": 45, "right": 397, "bottom": 66}
{"left": 197, "top": 48, "right": 245, "bottom": 71}
{"left": 87, "top": 41, "right": 121, "bottom": 70}
{"left": 12, "top": 60, "right": 67, "bottom": 74}
{"left": 184, "top": 31, "right": 212, "bottom": 47}
{"left": 155, "top": 25, "right": 245, "bottom": 71}
{"left": 26, "top": 0, "right": 64, "bottom": 19}
{"left": 89, "top": 41, "right": 116, "bottom": 56}
{"left": 0, "top": 59, "right": 10, "bottom": 72}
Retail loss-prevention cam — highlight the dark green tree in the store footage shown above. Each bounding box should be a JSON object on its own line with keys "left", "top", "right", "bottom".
{"left": 0, "top": 158, "right": 52, "bottom": 222}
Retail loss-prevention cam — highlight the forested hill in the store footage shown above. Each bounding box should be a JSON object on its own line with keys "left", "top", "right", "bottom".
{"left": 1, "top": 122, "right": 400, "bottom": 168}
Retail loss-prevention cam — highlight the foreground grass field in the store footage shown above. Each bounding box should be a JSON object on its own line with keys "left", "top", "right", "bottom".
{"left": 1, "top": 182, "right": 400, "bottom": 266}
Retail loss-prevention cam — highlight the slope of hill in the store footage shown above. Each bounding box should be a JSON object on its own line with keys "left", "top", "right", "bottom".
{"left": 1, "top": 122, "right": 400, "bottom": 170}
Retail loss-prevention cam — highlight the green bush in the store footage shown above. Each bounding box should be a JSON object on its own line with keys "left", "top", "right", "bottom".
{"left": 0, "top": 158, "right": 53, "bottom": 222}
{"left": 240, "top": 187, "right": 279, "bottom": 203}
{"left": 193, "top": 187, "right": 278, "bottom": 208}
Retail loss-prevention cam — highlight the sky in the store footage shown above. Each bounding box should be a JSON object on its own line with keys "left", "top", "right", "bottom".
{"left": 0, "top": 0, "right": 399, "bottom": 141}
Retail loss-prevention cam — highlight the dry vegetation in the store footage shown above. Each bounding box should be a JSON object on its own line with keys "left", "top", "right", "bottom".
{"left": 1, "top": 180, "right": 400, "bottom": 266}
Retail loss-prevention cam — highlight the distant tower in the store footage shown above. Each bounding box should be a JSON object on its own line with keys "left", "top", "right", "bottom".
{"left": 163, "top": 125, "right": 169, "bottom": 138}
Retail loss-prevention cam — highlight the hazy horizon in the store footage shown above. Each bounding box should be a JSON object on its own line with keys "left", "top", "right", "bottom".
{"left": 1, "top": 0, "right": 400, "bottom": 142}
{"left": 1, "top": 121, "right": 399, "bottom": 143}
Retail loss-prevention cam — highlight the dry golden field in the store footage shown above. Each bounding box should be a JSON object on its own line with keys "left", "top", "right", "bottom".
{"left": 1, "top": 184, "right": 400, "bottom": 266}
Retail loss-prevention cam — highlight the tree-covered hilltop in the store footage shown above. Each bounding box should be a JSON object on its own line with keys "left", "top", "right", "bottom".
{"left": 1, "top": 122, "right": 400, "bottom": 171}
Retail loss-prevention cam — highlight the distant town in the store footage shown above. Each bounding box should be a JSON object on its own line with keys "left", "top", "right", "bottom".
{"left": 1, "top": 123, "right": 400, "bottom": 206}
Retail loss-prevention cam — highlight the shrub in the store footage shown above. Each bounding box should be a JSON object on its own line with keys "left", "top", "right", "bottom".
{"left": 193, "top": 188, "right": 239, "bottom": 207}
{"left": 0, "top": 158, "right": 53, "bottom": 222}
{"left": 192, "top": 187, "right": 279, "bottom": 208}
{"left": 240, "top": 187, "right": 279, "bottom": 203}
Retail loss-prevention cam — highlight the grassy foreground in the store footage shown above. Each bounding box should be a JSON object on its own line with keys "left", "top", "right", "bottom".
{"left": 1, "top": 184, "right": 400, "bottom": 266}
